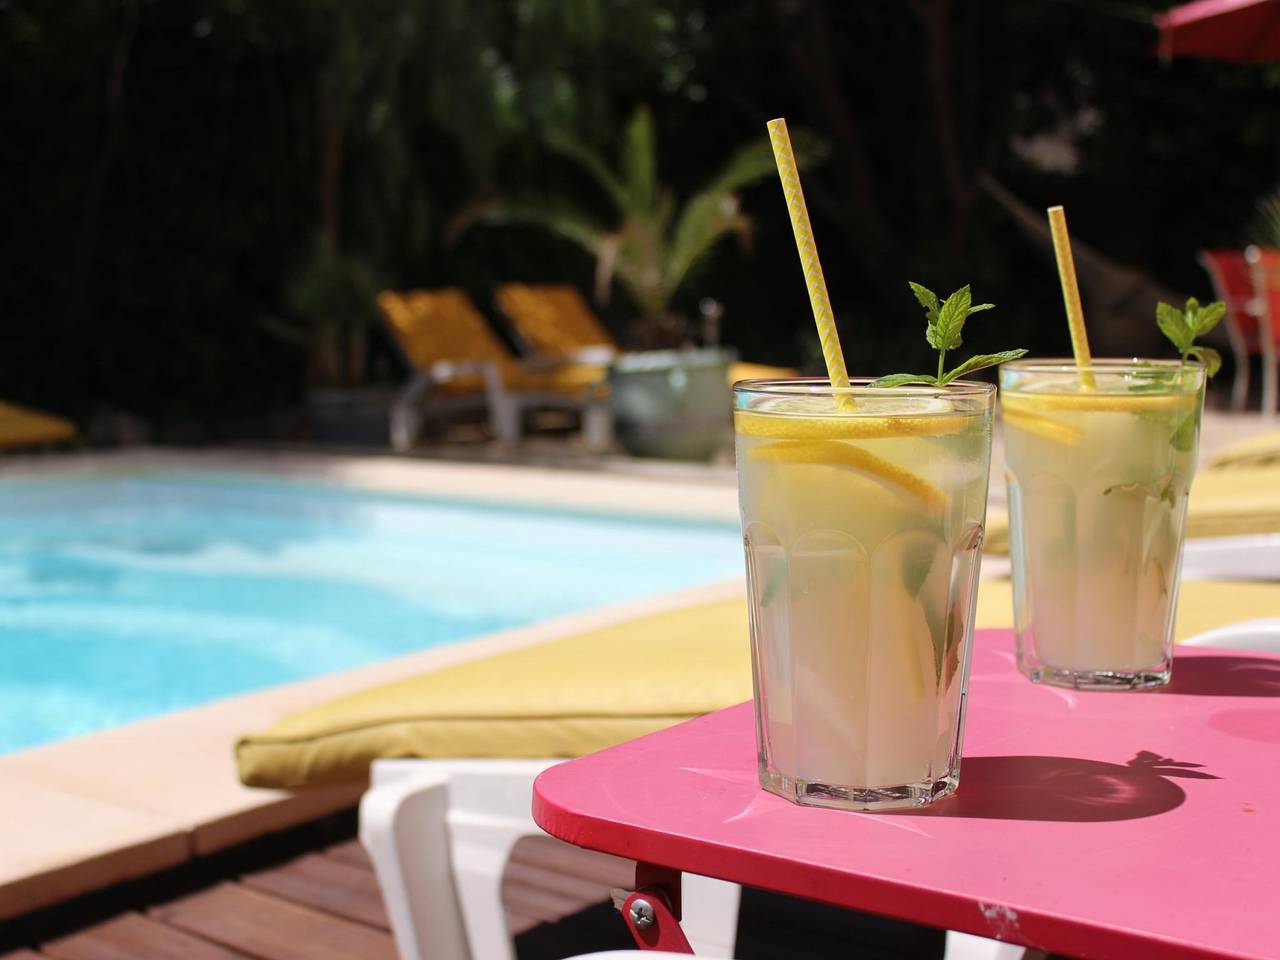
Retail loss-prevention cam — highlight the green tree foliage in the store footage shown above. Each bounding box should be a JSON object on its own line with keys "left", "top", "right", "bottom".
{"left": 463, "top": 105, "right": 813, "bottom": 345}
{"left": 2, "top": 1, "right": 1278, "bottom": 433}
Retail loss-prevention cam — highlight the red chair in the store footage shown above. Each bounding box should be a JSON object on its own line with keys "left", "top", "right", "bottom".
{"left": 1199, "top": 248, "right": 1280, "bottom": 413}
{"left": 1246, "top": 246, "right": 1280, "bottom": 416}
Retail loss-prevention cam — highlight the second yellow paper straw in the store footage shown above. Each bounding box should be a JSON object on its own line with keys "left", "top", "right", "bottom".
{"left": 767, "top": 118, "right": 853, "bottom": 409}
{"left": 1047, "top": 205, "right": 1096, "bottom": 388}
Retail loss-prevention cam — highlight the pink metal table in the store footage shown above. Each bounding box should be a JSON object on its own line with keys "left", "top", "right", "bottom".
{"left": 532, "top": 628, "right": 1280, "bottom": 959}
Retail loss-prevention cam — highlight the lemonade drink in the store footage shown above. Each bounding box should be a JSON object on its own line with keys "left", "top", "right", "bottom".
{"left": 735, "top": 379, "right": 994, "bottom": 810}
{"left": 1000, "top": 360, "right": 1205, "bottom": 689}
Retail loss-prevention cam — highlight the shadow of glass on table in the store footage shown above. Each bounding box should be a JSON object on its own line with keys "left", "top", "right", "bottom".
{"left": 892, "top": 752, "right": 1216, "bottom": 823}
{"left": 1166, "top": 655, "right": 1280, "bottom": 697}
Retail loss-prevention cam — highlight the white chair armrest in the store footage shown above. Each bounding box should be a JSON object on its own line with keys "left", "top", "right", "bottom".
{"left": 1179, "top": 534, "right": 1280, "bottom": 581}
{"left": 1180, "top": 617, "right": 1280, "bottom": 651}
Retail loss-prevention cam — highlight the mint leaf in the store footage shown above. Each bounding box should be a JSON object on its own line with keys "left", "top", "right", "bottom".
{"left": 908, "top": 281, "right": 940, "bottom": 324}
{"left": 1193, "top": 301, "right": 1226, "bottom": 337}
{"left": 1186, "top": 345, "right": 1222, "bottom": 377}
{"left": 880, "top": 280, "right": 1023, "bottom": 389}
{"left": 930, "top": 285, "right": 972, "bottom": 351}
{"left": 1171, "top": 412, "right": 1199, "bottom": 453}
{"left": 870, "top": 373, "right": 939, "bottom": 388}
{"left": 900, "top": 539, "right": 937, "bottom": 597}
{"left": 939, "top": 348, "right": 1030, "bottom": 384}
{"left": 1156, "top": 301, "right": 1191, "bottom": 353}
{"left": 1154, "top": 297, "right": 1226, "bottom": 378}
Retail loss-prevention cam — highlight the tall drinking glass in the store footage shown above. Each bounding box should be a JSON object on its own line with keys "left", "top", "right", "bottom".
{"left": 1000, "top": 359, "right": 1205, "bottom": 690}
{"left": 735, "top": 379, "right": 994, "bottom": 810}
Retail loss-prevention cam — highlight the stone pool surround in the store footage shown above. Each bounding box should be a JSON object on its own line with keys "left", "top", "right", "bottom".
{"left": 0, "top": 449, "right": 742, "bottom": 918}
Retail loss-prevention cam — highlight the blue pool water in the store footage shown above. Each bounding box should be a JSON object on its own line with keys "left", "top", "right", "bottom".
{"left": 0, "top": 471, "right": 743, "bottom": 753}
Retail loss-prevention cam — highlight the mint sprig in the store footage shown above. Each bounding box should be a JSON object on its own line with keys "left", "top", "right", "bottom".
{"left": 1155, "top": 297, "right": 1225, "bottom": 377}
{"left": 871, "top": 282, "right": 1028, "bottom": 387}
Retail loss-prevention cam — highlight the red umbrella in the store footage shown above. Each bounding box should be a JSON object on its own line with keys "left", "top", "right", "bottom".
{"left": 1156, "top": 0, "right": 1280, "bottom": 62}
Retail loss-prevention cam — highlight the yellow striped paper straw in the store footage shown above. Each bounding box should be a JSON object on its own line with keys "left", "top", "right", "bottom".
{"left": 1047, "top": 205, "right": 1096, "bottom": 388}
{"left": 767, "top": 118, "right": 853, "bottom": 409}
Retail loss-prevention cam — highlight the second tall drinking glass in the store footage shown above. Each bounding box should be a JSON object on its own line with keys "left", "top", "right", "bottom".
{"left": 1000, "top": 359, "right": 1205, "bottom": 689}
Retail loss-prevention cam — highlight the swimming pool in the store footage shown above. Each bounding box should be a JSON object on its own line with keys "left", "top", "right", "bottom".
{"left": 0, "top": 470, "right": 743, "bottom": 754}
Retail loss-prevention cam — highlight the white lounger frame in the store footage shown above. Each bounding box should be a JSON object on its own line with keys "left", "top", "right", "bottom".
{"left": 360, "top": 758, "right": 740, "bottom": 960}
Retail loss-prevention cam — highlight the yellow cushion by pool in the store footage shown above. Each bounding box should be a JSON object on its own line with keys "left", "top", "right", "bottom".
{"left": 975, "top": 577, "right": 1280, "bottom": 640}
{"left": 237, "top": 599, "right": 753, "bottom": 789}
{"left": 984, "top": 465, "right": 1280, "bottom": 555}
{"left": 1207, "top": 429, "right": 1280, "bottom": 471}
{"left": 239, "top": 577, "right": 1280, "bottom": 789}
{"left": 0, "top": 402, "right": 75, "bottom": 449}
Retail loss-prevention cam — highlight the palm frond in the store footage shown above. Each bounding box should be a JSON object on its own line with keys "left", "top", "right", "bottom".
{"left": 470, "top": 199, "right": 607, "bottom": 258}
{"left": 664, "top": 192, "right": 751, "bottom": 299}
{"left": 544, "top": 130, "right": 630, "bottom": 214}
{"left": 662, "top": 129, "right": 820, "bottom": 296}
{"left": 620, "top": 105, "right": 658, "bottom": 215}
{"left": 704, "top": 128, "right": 822, "bottom": 197}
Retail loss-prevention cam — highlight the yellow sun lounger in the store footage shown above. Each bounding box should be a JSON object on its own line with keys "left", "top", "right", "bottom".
{"left": 236, "top": 578, "right": 1280, "bottom": 791}
{"left": 0, "top": 402, "right": 75, "bottom": 450}
{"left": 378, "top": 289, "right": 609, "bottom": 448}
{"left": 494, "top": 283, "right": 798, "bottom": 385}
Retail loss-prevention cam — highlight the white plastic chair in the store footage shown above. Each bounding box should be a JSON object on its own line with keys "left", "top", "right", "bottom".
{"left": 359, "top": 758, "right": 740, "bottom": 960}
{"left": 1180, "top": 616, "right": 1280, "bottom": 651}
{"left": 1179, "top": 534, "right": 1280, "bottom": 582}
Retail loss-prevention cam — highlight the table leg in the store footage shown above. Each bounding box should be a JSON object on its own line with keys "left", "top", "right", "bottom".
{"left": 617, "top": 864, "right": 694, "bottom": 953}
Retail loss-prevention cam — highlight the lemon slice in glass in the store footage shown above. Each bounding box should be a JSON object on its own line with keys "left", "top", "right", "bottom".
{"left": 735, "top": 398, "right": 979, "bottom": 442}
{"left": 749, "top": 439, "right": 947, "bottom": 517}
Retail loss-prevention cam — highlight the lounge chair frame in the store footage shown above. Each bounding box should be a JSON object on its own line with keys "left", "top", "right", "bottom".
{"left": 388, "top": 357, "right": 611, "bottom": 451}
{"left": 359, "top": 758, "right": 741, "bottom": 960}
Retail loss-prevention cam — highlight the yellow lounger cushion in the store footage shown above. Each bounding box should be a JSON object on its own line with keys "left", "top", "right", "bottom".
{"left": 0, "top": 402, "right": 75, "bottom": 449}
{"left": 236, "top": 599, "right": 753, "bottom": 789}
{"left": 984, "top": 465, "right": 1280, "bottom": 555}
{"left": 238, "top": 577, "right": 1280, "bottom": 789}
{"left": 728, "top": 362, "right": 800, "bottom": 384}
{"left": 496, "top": 284, "right": 615, "bottom": 355}
{"left": 974, "top": 578, "right": 1280, "bottom": 642}
{"left": 1207, "top": 429, "right": 1280, "bottom": 471}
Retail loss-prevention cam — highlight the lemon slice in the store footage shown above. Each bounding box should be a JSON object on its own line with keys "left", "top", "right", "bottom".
{"left": 735, "top": 409, "right": 978, "bottom": 441}
{"left": 1002, "top": 391, "right": 1194, "bottom": 414}
{"left": 748, "top": 439, "right": 947, "bottom": 517}
{"left": 1000, "top": 405, "right": 1082, "bottom": 446}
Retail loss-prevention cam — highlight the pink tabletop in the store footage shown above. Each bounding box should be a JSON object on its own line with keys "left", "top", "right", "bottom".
{"left": 533, "top": 628, "right": 1280, "bottom": 960}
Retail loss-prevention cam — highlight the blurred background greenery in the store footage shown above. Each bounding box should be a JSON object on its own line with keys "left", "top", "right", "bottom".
{"left": 3, "top": 0, "right": 1278, "bottom": 440}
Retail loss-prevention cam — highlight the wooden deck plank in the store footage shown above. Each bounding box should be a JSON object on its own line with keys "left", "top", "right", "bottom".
{"left": 320, "top": 839, "right": 372, "bottom": 871}
{"left": 508, "top": 836, "right": 634, "bottom": 889}
{"left": 504, "top": 859, "right": 615, "bottom": 906}
{"left": 41, "top": 912, "right": 251, "bottom": 960}
{"left": 504, "top": 881, "right": 603, "bottom": 929}
{"left": 240, "top": 853, "right": 388, "bottom": 930}
{"left": 149, "top": 883, "right": 396, "bottom": 960}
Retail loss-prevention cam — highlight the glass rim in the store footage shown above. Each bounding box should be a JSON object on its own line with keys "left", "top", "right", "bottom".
{"left": 999, "top": 357, "right": 1203, "bottom": 374}
{"left": 732, "top": 376, "right": 995, "bottom": 399}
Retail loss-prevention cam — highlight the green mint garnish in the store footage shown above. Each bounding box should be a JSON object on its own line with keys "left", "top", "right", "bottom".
{"left": 1155, "top": 296, "right": 1225, "bottom": 377}
{"left": 871, "top": 282, "right": 1028, "bottom": 388}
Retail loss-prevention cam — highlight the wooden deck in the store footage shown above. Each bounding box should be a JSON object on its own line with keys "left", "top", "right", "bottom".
{"left": 0, "top": 813, "right": 637, "bottom": 960}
